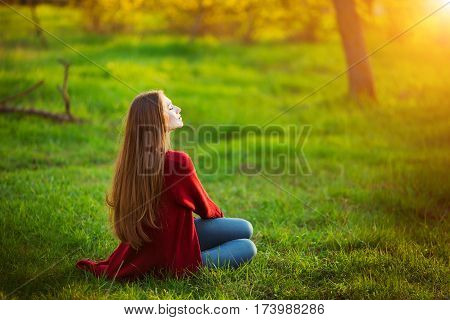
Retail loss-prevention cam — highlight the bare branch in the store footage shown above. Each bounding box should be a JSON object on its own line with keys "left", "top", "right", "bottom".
{"left": 0, "top": 105, "right": 81, "bottom": 123}
{"left": 57, "top": 59, "right": 72, "bottom": 119}
{"left": 0, "top": 59, "right": 81, "bottom": 124}
{"left": 0, "top": 80, "right": 44, "bottom": 105}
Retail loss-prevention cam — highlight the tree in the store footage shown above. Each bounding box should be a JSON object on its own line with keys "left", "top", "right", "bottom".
{"left": 332, "top": 0, "right": 376, "bottom": 100}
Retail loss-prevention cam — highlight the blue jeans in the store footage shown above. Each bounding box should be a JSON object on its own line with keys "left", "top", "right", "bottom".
{"left": 194, "top": 217, "right": 257, "bottom": 268}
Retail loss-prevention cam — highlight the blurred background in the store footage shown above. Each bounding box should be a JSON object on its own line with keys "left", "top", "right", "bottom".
{"left": 0, "top": 0, "right": 449, "bottom": 299}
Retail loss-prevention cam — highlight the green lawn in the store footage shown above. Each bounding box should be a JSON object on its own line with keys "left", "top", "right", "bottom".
{"left": 0, "top": 5, "right": 449, "bottom": 299}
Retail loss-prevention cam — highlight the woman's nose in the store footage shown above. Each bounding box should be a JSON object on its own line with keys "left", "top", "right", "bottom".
{"left": 176, "top": 106, "right": 181, "bottom": 113}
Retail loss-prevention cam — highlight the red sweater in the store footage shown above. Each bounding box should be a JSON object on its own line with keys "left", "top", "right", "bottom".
{"left": 76, "top": 150, "right": 223, "bottom": 281}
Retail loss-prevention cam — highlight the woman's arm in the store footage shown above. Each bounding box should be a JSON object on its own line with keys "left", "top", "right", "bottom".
{"left": 170, "top": 152, "right": 224, "bottom": 219}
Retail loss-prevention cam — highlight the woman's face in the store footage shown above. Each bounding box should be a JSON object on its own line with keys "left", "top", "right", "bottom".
{"left": 163, "top": 95, "right": 183, "bottom": 131}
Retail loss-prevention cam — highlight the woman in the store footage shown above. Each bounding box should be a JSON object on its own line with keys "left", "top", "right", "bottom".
{"left": 76, "top": 90, "right": 257, "bottom": 281}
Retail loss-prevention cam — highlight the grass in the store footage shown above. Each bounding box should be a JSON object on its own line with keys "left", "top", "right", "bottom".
{"left": 0, "top": 5, "right": 449, "bottom": 299}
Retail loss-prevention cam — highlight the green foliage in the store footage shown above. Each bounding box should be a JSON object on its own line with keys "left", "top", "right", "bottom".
{"left": 0, "top": 5, "right": 449, "bottom": 299}
{"left": 80, "top": 0, "right": 145, "bottom": 33}
{"left": 78, "top": 0, "right": 335, "bottom": 42}
{"left": 157, "top": 0, "right": 333, "bottom": 42}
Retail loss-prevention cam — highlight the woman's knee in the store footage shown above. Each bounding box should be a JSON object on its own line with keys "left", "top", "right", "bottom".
{"left": 220, "top": 239, "right": 257, "bottom": 267}
{"left": 235, "top": 218, "right": 253, "bottom": 239}
{"left": 196, "top": 217, "right": 254, "bottom": 241}
{"left": 242, "top": 239, "right": 257, "bottom": 266}
{"left": 201, "top": 239, "right": 257, "bottom": 268}
{"left": 234, "top": 238, "right": 257, "bottom": 260}
{"left": 247, "top": 239, "right": 257, "bottom": 258}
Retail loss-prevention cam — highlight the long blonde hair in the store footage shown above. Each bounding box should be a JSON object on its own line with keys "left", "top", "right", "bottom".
{"left": 107, "top": 90, "right": 170, "bottom": 250}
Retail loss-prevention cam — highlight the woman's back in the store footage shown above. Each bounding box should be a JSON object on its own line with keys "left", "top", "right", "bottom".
{"left": 76, "top": 150, "right": 223, "bottom": 281}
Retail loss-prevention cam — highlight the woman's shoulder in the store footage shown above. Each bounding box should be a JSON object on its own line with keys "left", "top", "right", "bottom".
{"left": 165, "top": 149, "right": 192, "bottom": 163}
{"left": 164, "top": 150, "right": 194, "bottom": 174}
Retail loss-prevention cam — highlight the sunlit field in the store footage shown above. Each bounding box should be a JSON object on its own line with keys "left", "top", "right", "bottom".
{"left": 0, "top": 4, "right": 449, "bottom": 299}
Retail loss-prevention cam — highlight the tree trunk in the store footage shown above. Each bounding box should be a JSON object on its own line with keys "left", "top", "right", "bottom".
{"left": 332, "top": 0, "right": 376, "bottom": 100}
{"left": 190, "top": 0, "right": 205, "bottom": 41}
{"left": 242, "top": 3, "right": 256, "bottom": 44}
{"left": 28, "top": 0, "right": 48, "bottom": 48}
